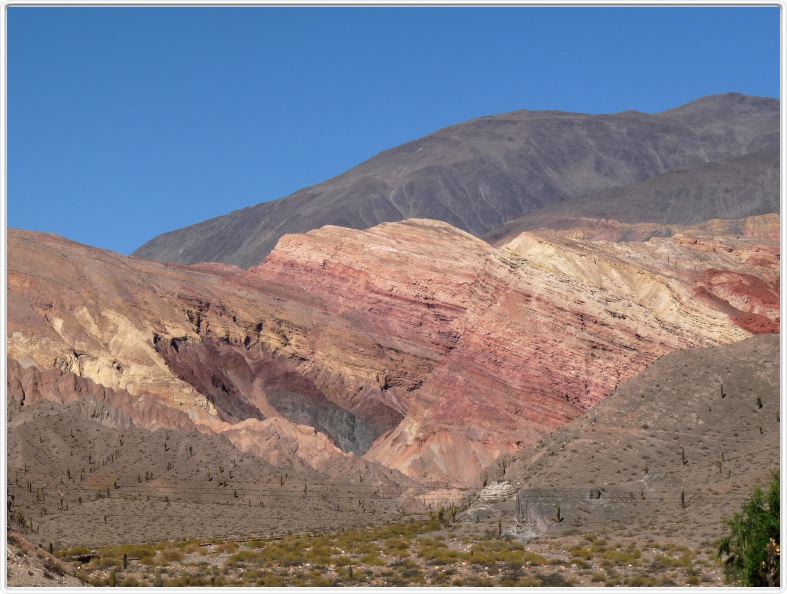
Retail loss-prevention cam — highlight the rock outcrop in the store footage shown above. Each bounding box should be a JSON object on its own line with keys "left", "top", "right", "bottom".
{"left": 7, "top": 213, "right": 779, "bottom": 487}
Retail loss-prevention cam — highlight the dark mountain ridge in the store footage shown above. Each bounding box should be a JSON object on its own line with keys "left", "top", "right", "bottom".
{"left": 133, "top": 93, "right": 778, "bottom": 268}
{"left": 486, "top": 149, "right": 780, "bottom": 244}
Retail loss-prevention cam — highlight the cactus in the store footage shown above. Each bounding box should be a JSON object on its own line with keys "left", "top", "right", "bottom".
{"left": 757, "top": 397, "right": 763, "bottom": 409}
{"left": 681, "top": 490, "right": 686, "bottom": 509}
{"left": 554, "top": 505, "right": 564, "bottom": 523}
{"left": 681, "top": 447, "right": 688, "bottom": 466}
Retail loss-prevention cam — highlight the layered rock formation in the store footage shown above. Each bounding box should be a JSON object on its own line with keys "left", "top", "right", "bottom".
{"left": 7, "top": 214, "right": 779, "bottom": 488}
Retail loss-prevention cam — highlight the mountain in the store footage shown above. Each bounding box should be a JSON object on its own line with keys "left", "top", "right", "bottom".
{"left": 466, "top": 334, "right": 779, "bottom": 547}
{"left": 8, "top": 214, "right": 779, "bottom": 493}
{"left": 133, "top": 93, "right": 778, "bottom": 268}
{"left": 486, "top": 149, "right": 779, "bottom": 245}
{"left": 7, "top": 396, "right": 421, "bottom": 548}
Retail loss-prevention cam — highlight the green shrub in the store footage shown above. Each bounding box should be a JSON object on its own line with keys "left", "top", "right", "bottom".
{"left": 56, "top": 545, "right": 90, "bottom": 559}
{"left": 626, "top": 574, "right": 657, "bottom": 587}
{"left": 601, "top": 548, "right": 640, "bottom": 566}
{"left": 718, "top": 472, "right": 779, "bottom": 586}
{"left": 213, "top": 542, "right": 238, "bottom": 554}
{"left": 96, "top": 556, "right": 121, "bottom": 569}
{"left": 228, "top": 550, "right": 261, "bottom": 566}
{"left": 568, "top": 546, "right": 593, "bottom": 560}
{"left": 119, "top": 575, "right": 141, "bottom": 587}
{"left": 522, "top": 550, "right": 548, "bottom": 566}
{"left": 360, "top": 552, "right": 385, "bottom": 566}
{"left": 159, "top": 549, "right": 185, "bottom": 563}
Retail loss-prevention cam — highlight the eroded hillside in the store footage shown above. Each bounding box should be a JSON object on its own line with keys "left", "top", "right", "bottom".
{"left": 8, "top": 215, "right": 779, "bottom": 500}
{"left": 466, "top": 335, "right": 779, "bottom": 547}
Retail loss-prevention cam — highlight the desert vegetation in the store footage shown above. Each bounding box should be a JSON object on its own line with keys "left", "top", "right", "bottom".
{"left": 718, "top": 472, "right": 780, "bottom": 586}
{"left": 51, "top": 515, "right": 727, "bottom": 587}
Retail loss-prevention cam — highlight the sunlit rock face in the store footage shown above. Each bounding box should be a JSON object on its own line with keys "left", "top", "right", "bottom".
{"left": 242, "top": 216, "right": 778, "bottom": 485}
{"left": 7, "top": 213, "right": 779, "bottom": 486}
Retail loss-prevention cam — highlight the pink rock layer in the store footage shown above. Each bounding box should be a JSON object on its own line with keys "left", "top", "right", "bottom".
{"left": 7, "top": 215, "right": 779, "bottom": 486}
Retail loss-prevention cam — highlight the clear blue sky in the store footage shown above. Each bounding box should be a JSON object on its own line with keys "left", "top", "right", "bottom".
{"left": 8, "top": 7, "right": 780, "bottom": 255}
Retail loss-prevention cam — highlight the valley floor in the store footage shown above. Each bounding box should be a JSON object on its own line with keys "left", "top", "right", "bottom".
{"left": 35, "top": 517, "right": 727, "bottom": 587}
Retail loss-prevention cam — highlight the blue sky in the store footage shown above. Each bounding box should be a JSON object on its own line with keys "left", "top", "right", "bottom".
{"left": 8, "top": 7, "right": 780, "bottom": 255}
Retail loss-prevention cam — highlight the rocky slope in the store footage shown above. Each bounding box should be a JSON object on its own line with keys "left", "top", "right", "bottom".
{"left": 133, "top": 93, "right": 778, "bottom": 268}
{"left": 467, "top": 334, "right": 779, "bottom": 546}
{"left": 9, "top": 214, "right": 778, "bottom": 491}
{"left": 486, "top": 149, "right": 779, "bottom": 245}
{"left": 6, "top": 531, "right": 82, "bottom": 586}
{"left": 6, "top": 230, "right": 416, "bottom": 487}
{"left": 7, "top": 397, "right": 425, "bottom": 548}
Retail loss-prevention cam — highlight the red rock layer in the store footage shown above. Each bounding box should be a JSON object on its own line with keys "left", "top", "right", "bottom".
{"left": 7, "top": 215, "right": 779, "bottom": 486}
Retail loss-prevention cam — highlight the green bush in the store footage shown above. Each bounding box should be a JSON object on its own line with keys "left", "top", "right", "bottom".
{"left": 718, "top": 471, "right": 779, "bottom": 586}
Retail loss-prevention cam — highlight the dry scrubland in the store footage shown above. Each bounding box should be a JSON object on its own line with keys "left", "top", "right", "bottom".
{"left": 6, "top": 400, "right": 434, "bottom": 548}
{"left": 52, "top": 517, "right": 726, "bottom": 587}
{"left": 7, "top": 334, "right": 779, "bottom": 587}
